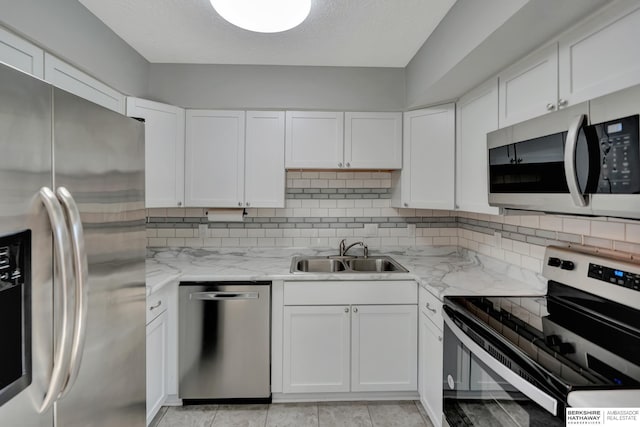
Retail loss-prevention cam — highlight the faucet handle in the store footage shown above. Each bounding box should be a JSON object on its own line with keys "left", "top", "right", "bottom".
{"left": 338, "top": 239, "right": 347, "bottom": 256}
{"left": 363, "top": 243, "right": 368, "bottom": 258}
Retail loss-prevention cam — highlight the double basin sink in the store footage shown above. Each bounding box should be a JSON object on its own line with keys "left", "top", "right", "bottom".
{"left": 290, "top": 255, "right": 408, "bottom": 274}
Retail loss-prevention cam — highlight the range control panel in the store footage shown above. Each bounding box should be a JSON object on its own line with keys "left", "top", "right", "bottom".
{"left": 588, "top": 263, "right": 640, "bottom": 292}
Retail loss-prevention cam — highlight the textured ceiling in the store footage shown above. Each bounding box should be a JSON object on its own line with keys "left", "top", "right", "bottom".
{"left": 77, "top": 0, "right": 456, "bottom": 67}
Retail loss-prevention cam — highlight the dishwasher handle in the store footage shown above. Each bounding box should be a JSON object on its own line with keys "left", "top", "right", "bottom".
{"left": 190, "top": 291, "right": 259, "bottom": 301}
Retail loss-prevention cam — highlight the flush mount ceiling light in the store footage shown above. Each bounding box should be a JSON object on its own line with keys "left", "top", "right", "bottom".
{"left": 210, "top": 0, "right": 312, "bottom": 33}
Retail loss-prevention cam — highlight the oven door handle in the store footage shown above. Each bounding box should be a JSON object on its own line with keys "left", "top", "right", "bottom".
{"left": 443, "top": 310, "right": 559, "bottom": 416}
{"left": 564, "top": 113, "right": 588, "bottom": 207}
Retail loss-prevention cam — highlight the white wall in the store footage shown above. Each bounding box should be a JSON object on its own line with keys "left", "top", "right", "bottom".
{"left": 147, "top": 64, "right": 406, "bottom": 111}
{"left": 0, "top": 0, "right": 149, "bottom": 96}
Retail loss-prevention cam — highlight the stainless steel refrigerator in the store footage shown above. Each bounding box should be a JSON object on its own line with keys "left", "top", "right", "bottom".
{"left": 0, "top": 63, "right": 146, "bottom": 427}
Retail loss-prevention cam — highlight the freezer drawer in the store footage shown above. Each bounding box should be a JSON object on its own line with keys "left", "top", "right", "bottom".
{"left": 178, "top": 282, "right": 271, "bottom": 401}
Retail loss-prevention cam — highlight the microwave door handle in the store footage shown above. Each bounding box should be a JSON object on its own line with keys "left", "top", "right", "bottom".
{"left": 443, "top": 311, "right": 559, "bottom": 416}
{"left": 38, "top": 187, "right": 75, "bottom": 413}
{"left": 564, "top": 114, "right": 588, "bottom": 207}
{"left": 55, "top": 187, "right": 89, "bottom": 398}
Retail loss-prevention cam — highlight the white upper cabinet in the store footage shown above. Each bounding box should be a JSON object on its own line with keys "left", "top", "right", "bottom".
{"left": 456, "top": 79, "right": 500, "bottom": 215}
{"left": 344, "top": 112, "right": 402, "bottom": 169}
{"left": 392, "top": 104, "right": 455, "bottom": 210}
{"left": 185, "top": 110, "right": 245, "bottom": 207}
{"left": 185, "top": 110, "right": 285, "bottom": 208}
{"left": 0, "top": 26, "right": 43, "bottom": 78}
{"left": 559, "top": 1, "right": 640, "bottom": 107}
{"left": 126, "top": 98, "right": 185, "bottom": 208}
{"left": 244, "top": 111, "right": 285, "bottom": 208}
{"left": 44, "top": 53, "right": 125, "bottom": 114}
{"left": 498, "top": 43, "right": 559, "bottom": 128}
{"left": 285, "top": 111, "right": 402, "bottom": 169}
{"left": 285, "top": 111, "right": 344, "bottom": 169}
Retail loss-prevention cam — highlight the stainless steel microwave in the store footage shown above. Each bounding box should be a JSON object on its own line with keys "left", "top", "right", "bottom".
{"left": 487, "top": 84, "right": 640, "bottom": 219}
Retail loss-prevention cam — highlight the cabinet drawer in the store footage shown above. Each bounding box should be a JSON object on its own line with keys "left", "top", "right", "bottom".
{"left": 419, "top": 287, "right": 443, "bottom": 330}
{"left": 284, "top": 281, "right": 417, "bottom": 305}
{"left": 146, "top": 289, "right": 168, "bottom": 325}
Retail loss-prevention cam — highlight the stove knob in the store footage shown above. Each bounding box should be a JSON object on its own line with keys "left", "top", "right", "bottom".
{"left": 561, "top": 260, "right": 575, "bottom": 270}
{"left": 558, "top": 342, "right": 575, "bottom": 355}
{"left": 547, "top": 257, "right": 562, "bottom": 267}
{"left": 546, "top": 335, "right": 561, "bottom": 346}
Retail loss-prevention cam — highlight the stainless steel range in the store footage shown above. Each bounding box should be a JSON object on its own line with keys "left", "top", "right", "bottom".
{"left": 442, "top": 246, "right": 640, "bottom": 426}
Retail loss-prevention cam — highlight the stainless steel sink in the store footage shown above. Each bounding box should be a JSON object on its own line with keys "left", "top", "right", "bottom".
{"left": 295, "top": 258, "right": 346, "bottom": 272}
{"left": 290, "top": 255, "right": 408, "bottom": 273}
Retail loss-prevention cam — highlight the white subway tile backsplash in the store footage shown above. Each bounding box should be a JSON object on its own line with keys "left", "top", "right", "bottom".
{"left": 562, "top": 218, "right": 590, "bottom": 235}
{"left": 148, "top": 172, "right": 638, "bottom": 274}
{"left": 591, "top": 220, "right": 625, "bottom": 241}
{"left": 626, "top": 223, "right": 640, "bottom": 243}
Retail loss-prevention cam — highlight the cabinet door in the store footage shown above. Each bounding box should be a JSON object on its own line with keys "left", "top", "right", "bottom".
{"left": 498, "top": 43, "right": 558, "bottom": 127}
{"left": 559, "top": 1, "right": 640, "bottom": 107}
{"left": 285, "top": 111, "right": 344, "bottom": 169}
{"left": 185, "top": 110, "right": 245, "bottom": 207}
{"left": 456, "top": 79, "right": 500, "bottom": 215}
{"left": 245, "top": 111, "right": 285, "bottom": 208}
{"left": 420, "top": 311, "right": 443, "bottom": 427}
{"left": 0, "top": 26, "right": 43, "bottom": 78}
{"left": 351, "top": 305, "right": 417, "bottom": 392}
{"left": 344, "top": 112, "right": 402, "bottom": 169}
{"left": 283, "top": 305, "right": 351, "bottom": 393}
{"left": 397, "top": 105, "right": 455, "bottom": 209}
{"left": 44, "top": 53, "right": 125, "bottom": 114}
{"left": 127, "top": 98, "right": 185, "bottom": 208}
{"left": 146, "top": 309, "right": 168, "bottom": 426}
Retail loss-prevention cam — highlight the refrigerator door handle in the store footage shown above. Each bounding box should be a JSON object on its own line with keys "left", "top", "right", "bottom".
{"left": 38, "top": 187, "right": 75, "bottom": 413}
{"left": 56, "top": 187, "right": 89, "bottom": 397}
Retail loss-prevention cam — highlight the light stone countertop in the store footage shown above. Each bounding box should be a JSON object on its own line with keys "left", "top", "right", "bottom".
{"left": 146, "top": 246, "right": 547, "bottom": 299}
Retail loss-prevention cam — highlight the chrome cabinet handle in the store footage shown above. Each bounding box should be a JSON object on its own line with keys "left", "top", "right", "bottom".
{"left": 404, "top": 203, "right": 408, "bottom": 207}
{"left": 546, "top": 103, "right": 556, "bottom": 111}
{"left": 558, "top": 99, "right": 568, "bottom": 107}
{"left": 149, "top": 301, "right": 162, "bottom": 310}
{"left": 56, "top": 187, "right": 89, "bottom": 398}
{"left": 564, "top": 114, "right": 588, "bottom": 207}
{"left": 346, "top": 162, "right": 350, "bottom": 167}
{"left": 38, "top": 187, "right": 74, "bottom": 413}
{"left": 438, "top": 336, "right": 443, "bottom": 342}
{"left": 344, "top": 307, "right": 349, "bottom": 313}
{"left": 338, "top": 162, "right": 343, "bottom": 168}
{"left": 177, "top": 201, "right": 182, "bottom": 206}
{"left": 426, "top": 302, "right": 437, "bottom": 314}
{"left": 246, "top": 202, "right": 250, "bottom": 207}
{"left": 238, "top": 202, "right": 243, "bottom": 207}
{"left": 191, "top": 291, "right": 258, "bottom": 301}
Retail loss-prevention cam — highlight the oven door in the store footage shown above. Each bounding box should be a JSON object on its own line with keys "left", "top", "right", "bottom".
{"left": 442, "top": 306, "right": 564, "bottom": 426}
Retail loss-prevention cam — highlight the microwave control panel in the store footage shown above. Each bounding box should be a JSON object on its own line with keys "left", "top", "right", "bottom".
{"left": 594, "top": 114, "right": 639, "bottom": 194}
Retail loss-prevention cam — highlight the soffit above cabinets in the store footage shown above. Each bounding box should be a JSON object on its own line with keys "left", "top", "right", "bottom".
{"left": 77, "top": 0, "right": 456, "bottom": 67}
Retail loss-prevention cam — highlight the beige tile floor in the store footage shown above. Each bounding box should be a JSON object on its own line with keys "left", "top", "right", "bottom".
{"left": 151, "top": 401, "right": 435, "bottom": 427}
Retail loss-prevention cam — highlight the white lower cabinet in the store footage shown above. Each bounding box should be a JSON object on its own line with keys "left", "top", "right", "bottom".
{"left": 419, "top": 288, "right": 444, "bottom": 427}
{"left": 281, "top": 280, "right": 418, "bottom": 396}
{"left": 283, "top": 305, "right": 351, "bottom": 393}
{"left": 351, "top": 305, "right": 417, "bottom": 392}
{"left": 146, "top": 308, "right": 168, "bottom": 426}
{"left": 283, "top": 304, "right": 417, "bottom": 394}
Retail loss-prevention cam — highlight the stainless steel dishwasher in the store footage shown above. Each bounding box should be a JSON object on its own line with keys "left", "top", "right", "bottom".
{"left": 178, "top": 281, "right": 271, "bottom": 402}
